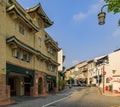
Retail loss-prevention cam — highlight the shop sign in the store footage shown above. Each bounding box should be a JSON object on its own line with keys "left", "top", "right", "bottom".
{"left": 46, "top": 75, "right": 56, "bottom": 80}
{"left": 46, "top": 76, "right": 52, "bottom": 79}
{"left": 102, "top": 71, "right": 106, "bottom": 75}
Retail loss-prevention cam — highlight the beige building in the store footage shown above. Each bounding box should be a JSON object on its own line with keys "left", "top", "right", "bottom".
{"left": 87, "top": 60, "right": 95, "bottom": 85}
{"left": 65, "top": 66, "right": 75, "bottom": 84}
{"left": 73, "top": 61, "right": 87, "bottom": 84}
{"left": 65, "top": 61, "right": 88, "bottom": 85}
{"left": 64, "top": 69, "right": 71, "bottom": 82}
{"left": 77, "top": 62, "right": 88, "bottom": 84}
{"left": 0, "top": 0, "right": 60, "bottom": 103}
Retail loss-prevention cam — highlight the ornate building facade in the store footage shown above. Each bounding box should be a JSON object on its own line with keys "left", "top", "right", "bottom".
{"left": 0, "top": 0, "right": 60, "bottom": 103}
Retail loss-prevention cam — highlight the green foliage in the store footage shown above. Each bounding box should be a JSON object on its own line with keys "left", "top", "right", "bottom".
{"left": 58, "top": 79, "right": 63, "bottom": 90}
{"left": 118, "top": 19, "right": 120, "bottom": 26}
{"left": 104, "top": 0, "right": 120, "bottom": 25}
{"left": 104, "top": 0, "right": 120, "bottom": 14}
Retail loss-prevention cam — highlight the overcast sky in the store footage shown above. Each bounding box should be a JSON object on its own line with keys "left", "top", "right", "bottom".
{"left": 17, "top": 0, "right": 120, "bottom": 69}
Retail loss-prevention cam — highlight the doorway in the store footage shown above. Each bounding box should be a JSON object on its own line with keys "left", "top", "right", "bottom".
{"left": 24, "top": 77, "right": 31, "bottom": 96}
{"left": 9, "top": 76, "right": 19, "bottom": 96}
{"left": 9, "top": 73, "right": 32, "bottom": 96}
{"left": 38, "top": 78, "right": 42, "bottom": 94}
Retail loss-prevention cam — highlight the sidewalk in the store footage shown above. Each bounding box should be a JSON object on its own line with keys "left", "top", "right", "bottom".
{"left": 0, "top": 92, "right": 52, "bottom": 106}
{"left": 98, "top": 87, "right": 120, "bottom": 97}
{"left": 0, "top": 99, "right": 15, "bottom": 106}
{"left": 0, "top": 89, "right": 69, "bottom": 107}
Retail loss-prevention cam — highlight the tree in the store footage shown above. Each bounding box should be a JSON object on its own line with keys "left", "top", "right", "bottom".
{"left": 104, "top": 0, "right": 120, "bottom": 14}
{"left": 104, "top": 0, "right": 120, "bottom": 25}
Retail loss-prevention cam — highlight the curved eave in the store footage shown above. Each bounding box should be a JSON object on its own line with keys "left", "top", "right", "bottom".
{"left": 51, "top": 60, "right": 60, "bottom": 66}
{"left": 26, "top": 3, "right": 53, "bottom": 28}
{"left": 45, "top": 39, "right": 60, "bottom": 51}
{"left": 38, "top": 12, "right": 53, "bottom": 28}
{"left": 46, "top": 58, "right": 60, "bottom": 66}
{"left": 26, "top": 3, "right": 40, "bottom": 12}
{"left": 6, "top": 36, "right": 39, "bottom": 55}
{"left": 6, "top": 36, "right": 59, "bottom": 66}
{"left": 7, "top": 5, "right": 39, "bottom": 32}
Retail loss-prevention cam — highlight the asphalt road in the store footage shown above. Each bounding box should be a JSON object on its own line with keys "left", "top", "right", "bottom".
{"left": 46, "top": 87, "right": 120, "bottom": 107}
{"left": 2, "top": 87, "right": 120, "bottom": 107}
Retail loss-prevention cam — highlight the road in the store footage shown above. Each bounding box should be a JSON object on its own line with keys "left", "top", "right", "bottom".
{"left": 45, "top": 87, "right": 120, "bottom": 107}
{"left": 2, "top": 87, "right": 120, "bottom": 107}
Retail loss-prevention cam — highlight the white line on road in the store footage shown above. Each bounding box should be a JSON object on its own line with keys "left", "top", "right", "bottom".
{"left": 42, "top": 96, "right": 70, "bottom": 107}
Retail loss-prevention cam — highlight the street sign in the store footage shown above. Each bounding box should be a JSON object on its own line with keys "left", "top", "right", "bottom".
{"left": 103, "top": 71, "right": 106, "bottom": 75}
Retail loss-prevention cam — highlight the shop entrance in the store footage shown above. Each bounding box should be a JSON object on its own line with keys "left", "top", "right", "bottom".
{"left": 9, "top": 72, "right": 32, "bottom": 96}
{"left": 46, "top": 75, "right": 56, "bottom": 93}
{"left": 24, "top": 77, "right": 31, "bottom": 96}
{"left": 9, "top": 76, "right": 19, "bottom": 96}
{"left": 47, "top": 80, "right": 54, "bottom": 92}
{"left": 38, "top": 77, "right": 43, "bottom": 94}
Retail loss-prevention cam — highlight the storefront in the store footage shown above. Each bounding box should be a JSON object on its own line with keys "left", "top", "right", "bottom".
{"left": 6, "top": 63, "right": 34, "bottom": 96}
{"left": 46, "top": 74, "right": 56, "bottom": 92}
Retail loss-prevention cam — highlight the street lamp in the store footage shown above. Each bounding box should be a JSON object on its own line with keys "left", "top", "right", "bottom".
{"left": 98, "top": 4, "right": 108, "bottom": 25}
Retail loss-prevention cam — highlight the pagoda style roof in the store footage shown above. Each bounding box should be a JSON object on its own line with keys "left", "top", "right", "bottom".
{"left": 7, "top": 4, "right": 39, "bottom": 32}
{"left": 26, "top": 3, "right": 53, "bottom": 28}
{"left": 6, "top": 36, "right": 60, "bottom": 66}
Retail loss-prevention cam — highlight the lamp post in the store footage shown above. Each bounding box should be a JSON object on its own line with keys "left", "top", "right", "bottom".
{"left": 98, "top": 4, "right": 108, "bottom": 25}
{"left": 102, "top": 59, "right": 108, "bottom": 93}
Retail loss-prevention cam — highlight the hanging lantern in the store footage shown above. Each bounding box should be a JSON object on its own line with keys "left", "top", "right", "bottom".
{"left": 98, "top": 12, "right": 106, "bottom": 25}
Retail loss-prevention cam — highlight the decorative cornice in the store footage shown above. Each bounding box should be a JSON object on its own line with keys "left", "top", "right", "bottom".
{"left": 6, "top": 36, "right": 60, "bottom": 66}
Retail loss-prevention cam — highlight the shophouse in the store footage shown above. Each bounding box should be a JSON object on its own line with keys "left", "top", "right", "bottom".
{"left": 65, "top": 61, "right": 88, "bottom": 85}
{"left": 78, "top": 62, "right": 88, "bottom": 84}
{"left": 74, "top": 61, "right": 88, "bottom": 84}
{"left": 65, "top": 66, "right": 75, "bottom": 85}
{"left": 95, "top": 49, "right": 120, "bottom": 92}
{"left": 0, "top": 0, "right": 60, "bottom": 103}
{"left": 87, "top": 60, "right": 96, "bottom": 85}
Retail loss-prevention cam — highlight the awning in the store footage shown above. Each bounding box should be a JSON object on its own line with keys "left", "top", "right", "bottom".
{"left": 46, "top": 74, "right": 56, "bottom": 87}
{"left": 6, "top": 63, "right": 34, "bottom": 86}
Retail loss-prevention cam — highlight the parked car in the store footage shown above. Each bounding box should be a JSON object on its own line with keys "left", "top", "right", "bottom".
{"left": 64, "top": 84, "right": 72, "bottom": 89}
{"left": 72, "top": 84, "right": 81, "bottom": 87}
{"left": 78, "top": 83, "right": 91, "bottom": 87}
{"left": 82, "top": 83, "right": 87, "bottom": 86}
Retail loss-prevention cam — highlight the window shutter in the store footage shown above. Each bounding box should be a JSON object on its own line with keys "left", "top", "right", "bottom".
{"left": 12, "top": 48, "right": 18, "bottom": 57}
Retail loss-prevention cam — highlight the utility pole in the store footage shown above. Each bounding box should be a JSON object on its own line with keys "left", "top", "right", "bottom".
{"left": 102, "top": 64, "right": 106, "bottom": 93}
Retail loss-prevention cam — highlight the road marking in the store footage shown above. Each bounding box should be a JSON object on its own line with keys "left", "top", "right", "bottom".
{"left": 42, "top": 96, "right": 70, "bottom": 107}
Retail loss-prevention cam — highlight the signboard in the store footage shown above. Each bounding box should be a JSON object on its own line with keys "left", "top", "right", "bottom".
{"left": 102, "top": 71, "right": 106, "bottom": 75}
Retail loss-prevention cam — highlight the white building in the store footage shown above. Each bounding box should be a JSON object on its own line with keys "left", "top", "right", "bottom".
{"left": 58, "top": 49, "right": 63, "bottom": 71}
{"left": 95, "top": 49, "right": 120, "bottom": 92}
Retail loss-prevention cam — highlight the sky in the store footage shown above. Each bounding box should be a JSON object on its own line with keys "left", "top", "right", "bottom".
{"left": 17, "top": 0, "right": 120, "bottom": 69}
